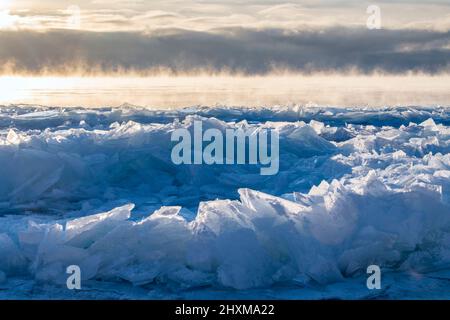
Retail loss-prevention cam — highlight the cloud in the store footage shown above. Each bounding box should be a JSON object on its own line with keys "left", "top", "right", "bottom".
{"left": 0, "top": 27, "right": 449, "bottom": 75}
{"left": 4, "top": 1, "right": 450, "bottom": 32}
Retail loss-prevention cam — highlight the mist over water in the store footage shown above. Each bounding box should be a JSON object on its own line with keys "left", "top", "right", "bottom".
{"left": 1, "top": 75, "right": 449, "bottom": 108}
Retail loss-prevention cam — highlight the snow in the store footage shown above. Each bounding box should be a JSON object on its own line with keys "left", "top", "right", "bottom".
{"left": 1, "top": 104, "right": 450, "bottom": 299}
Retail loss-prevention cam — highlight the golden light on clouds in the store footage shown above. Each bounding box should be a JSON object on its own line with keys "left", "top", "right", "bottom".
{"left": 1, "top": 1, "right": 450, "bottom": 32}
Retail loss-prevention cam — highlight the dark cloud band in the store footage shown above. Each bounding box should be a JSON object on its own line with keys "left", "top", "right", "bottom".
{"left": 0, "top": 27, "right": 449, "bottom": 75}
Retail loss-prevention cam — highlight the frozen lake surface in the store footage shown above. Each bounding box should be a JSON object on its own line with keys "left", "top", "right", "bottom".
{"left": 1, "top": 104, "right": 450, "bottom": 299}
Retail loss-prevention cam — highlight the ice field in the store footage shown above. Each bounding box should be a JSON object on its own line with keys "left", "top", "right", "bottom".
{"left": 1, "top": 104, "right": 450, "bottom": 299}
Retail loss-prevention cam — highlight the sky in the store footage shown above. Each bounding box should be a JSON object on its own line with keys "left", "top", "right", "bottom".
{"left": 0, "top": 0, "right": 449, "bottom": 75}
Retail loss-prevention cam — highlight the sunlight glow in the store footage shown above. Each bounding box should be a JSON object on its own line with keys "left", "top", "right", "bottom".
{"left": 0, "top": 0, "right": 18, "bottom": 29}
{"left": 0, "top": 10, "right": 16, "bottom": 29}
{"left": 0, "top": 76, "right": 74, "bottom": 104}
{"left": 0, "top": 0, "right": 15, "bottom": 28}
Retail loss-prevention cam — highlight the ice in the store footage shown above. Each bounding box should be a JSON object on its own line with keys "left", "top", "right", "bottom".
{"left": 1, "top": 104, "right": 450, "bottom": 298}
{"left": 309, "top": 119, "right": 325, "bottom": 134}
{"left": 6, "top": 129, "right": 21, "bottom": 145}
{"left": 420, "top": 118, "right": 438, "bottom": 129}
{"left": 0, "top": 233, "right": 27, "bottom": 275}
{"left": 65, "top": 204, "right": 133, "bottom": 246}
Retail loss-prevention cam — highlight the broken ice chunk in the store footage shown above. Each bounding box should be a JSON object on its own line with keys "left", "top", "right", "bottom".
{"left": 6, "top": 129, "right": 21, "bottom": 145}
{"left": 65, "top": 204, "right": 134, "bottom": 247}
{"left": 238, "top": 188, "right": 309, "bottom": 218}
{"left": 309, "top": 120, "right": 325, "bottom": 134}
{"left": 420, "top": 118, "right": 437, "bottom": 128}
{"left": 0, "top": 233, "right": 27, "bottom": 275}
